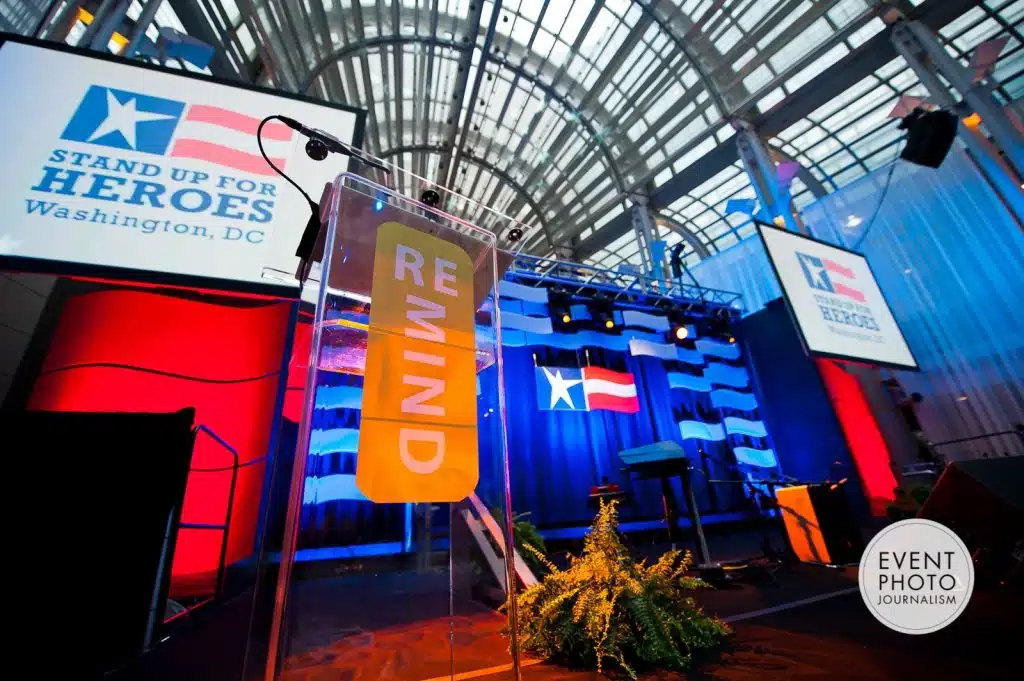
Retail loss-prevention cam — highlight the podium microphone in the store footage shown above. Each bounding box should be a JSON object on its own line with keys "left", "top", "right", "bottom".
{"left": 256, "top": 114, "right": 392, "bottom": 264}
{"left": 276, "top": 116, "right": 390, "bottom": 175}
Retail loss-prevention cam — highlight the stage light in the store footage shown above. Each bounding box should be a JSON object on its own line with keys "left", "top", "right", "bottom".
{"left": 373, "top": 199, "right": 384, "bottom": 211}
{"left": 962, "top": 112, "right": 982, "bottom": 128}
{"left": 773, "top": 216, "right": 786, "bottom": 227}
{"left": 674, "top": 326, "right": 689, "bottom": 340}
{"left": 550, "top": 290, "right": 573, "bottom": 326}
{"left": 728, "top": 335, "right": 736, "bottom": 344}
{"left": 605, "top": 319, "right": 615, "bottom": 329}
{"left": 846, "top": 215, "right": 862, "bottom": 228}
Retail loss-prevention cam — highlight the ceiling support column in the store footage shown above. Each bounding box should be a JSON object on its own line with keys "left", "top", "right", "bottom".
{"left": 735, "top": 119, "right": 806, "bottom": 234}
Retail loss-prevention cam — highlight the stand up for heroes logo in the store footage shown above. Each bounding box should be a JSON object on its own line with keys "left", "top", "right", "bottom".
{"left": 796, "top": 250, "right": 883, "bottom": 338}
{"left": 23, "top": 85, "right": 294, "bottom": 250}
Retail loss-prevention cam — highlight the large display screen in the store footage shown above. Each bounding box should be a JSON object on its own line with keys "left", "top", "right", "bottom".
{"left": 757, "top": 223, "right": 918, "bottom": 370}
{"left": 0, "top": 37, "right": 364, "bottom": 288}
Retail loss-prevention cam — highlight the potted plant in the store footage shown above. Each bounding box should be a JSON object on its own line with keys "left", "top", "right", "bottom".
{"left": 508, "top": 500, "right": 730, "bottom": 678}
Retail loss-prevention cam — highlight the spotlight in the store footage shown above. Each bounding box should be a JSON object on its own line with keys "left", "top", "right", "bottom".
{"left": 674, "top": 326, "right": 689, "bottom": 341}
{"left": 550, "top": 290, "right": 573, "bottom": 327}
{"left": 728, "top": 335, "right": 736, "bottom": 344}
{"left": 590, "top": 299, "right": 616, "bottom": 331}
{"left": 373, "top": 199, "right": 385, "bottom": 212}
{"left": 507, "top": 227, "right": 524, "bottom": 242}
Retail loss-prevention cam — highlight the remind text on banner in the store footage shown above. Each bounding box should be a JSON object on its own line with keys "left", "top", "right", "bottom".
{"left": 356, "top": 221, "right": 478, "bottom": 503}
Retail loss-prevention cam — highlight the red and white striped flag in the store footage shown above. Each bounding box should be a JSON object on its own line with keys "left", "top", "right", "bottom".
{"left": 583, "top": 366, "right": 640, "bottom": 413}
{"left": 169, "top": 105, "right": 295, "bottom": 176}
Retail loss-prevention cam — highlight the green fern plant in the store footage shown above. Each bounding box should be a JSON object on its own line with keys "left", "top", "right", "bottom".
{"left": 508, "top": 499, "right": 730, "bottom": 678}
{"left": 490, "top": 507, "right": 548, "bottom": 576}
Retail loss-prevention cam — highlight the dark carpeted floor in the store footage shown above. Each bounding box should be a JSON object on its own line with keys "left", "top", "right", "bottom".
{"left": 505, "top": 588, "right": 1020, "bottom": 681}
{"left": 277, "top": 562, "right": 1021, "bottom": 681}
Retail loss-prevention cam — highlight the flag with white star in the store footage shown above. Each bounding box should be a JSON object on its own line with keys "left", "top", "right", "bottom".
{"left": 535, "top": 365, "right": 640, "bottom": 413}
{"left": 536, "top": 366, "right": 587, "bottom": 411}
{"left": 59, "top": 85, "right": 295, "bottom": 176}
{"left": 796, "top": 250, "right": 866, "bottom": 302}
{"left": 796, "top": 251, "right": 834, "bottom": 293}
{"left": 61, "top": 86, "right": 183, "bottom": 154}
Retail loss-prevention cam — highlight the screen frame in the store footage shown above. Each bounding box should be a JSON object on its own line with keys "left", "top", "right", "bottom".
{"left": 755, "top": 221, "right": 920, "bottom": 372}
{"left": 0, "top": 33, "right": 367, "bottom": 299}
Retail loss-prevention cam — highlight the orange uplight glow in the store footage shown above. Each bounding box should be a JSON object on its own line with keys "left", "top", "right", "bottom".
{"left": 77, "top": 8, "right": 130, "bottom": 48}
{"left": 962, "top": 112, "right": 982, "bottom": 128}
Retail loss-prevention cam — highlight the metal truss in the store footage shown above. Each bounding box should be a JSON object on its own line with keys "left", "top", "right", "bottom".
{"left": 506, "top": 254, "right": 744, "bottom": 314}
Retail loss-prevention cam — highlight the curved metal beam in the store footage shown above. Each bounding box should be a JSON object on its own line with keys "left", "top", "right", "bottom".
{"left": 633, "top": 0, "right": 730, "bottom": 116}
{"left": 377, "top": 143, "right": 553, "bottom": 243}
{"left": 435, "top": 2, "right": 486, "bottom": 188}
{"left": 300, "top": 35, "right": 626, "bottom": 194}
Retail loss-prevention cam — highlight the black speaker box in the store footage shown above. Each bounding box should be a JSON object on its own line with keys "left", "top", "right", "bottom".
{"left": 900, "top": 109, "right": 959, "bottom": 169}
{"left": 918, "top": 456, "right": 1024, "bottom": 586}
{"left": 0, "top": 408, "right": 196, "bottom": 678}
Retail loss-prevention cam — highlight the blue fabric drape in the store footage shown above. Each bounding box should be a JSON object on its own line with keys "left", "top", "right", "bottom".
{"left": 294, "top": 340, "right": 768, "bottom": 546}
{"left": 689, "top": 147, "right": 1024, "bottom": 459}
{"left": 296, "top": 370, "right": 406, "bottom": 550}
{"left": 478, "top": 345, "right": 756, "bottom": 529}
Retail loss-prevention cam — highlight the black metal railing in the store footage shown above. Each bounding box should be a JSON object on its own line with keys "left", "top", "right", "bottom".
{"left": 931, "top": 427, "right": 1024, "bottom": 460}
{"left": 180, "top": 425, "right": 240, "bottom": 596}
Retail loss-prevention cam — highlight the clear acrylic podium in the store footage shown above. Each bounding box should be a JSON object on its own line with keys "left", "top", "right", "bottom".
{"left": 261, "top": 171, "right": 528, "bottom": 681}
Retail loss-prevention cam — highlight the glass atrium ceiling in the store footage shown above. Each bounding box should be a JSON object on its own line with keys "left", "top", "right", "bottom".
{"left": 5, "top": 0, "right": 1022, "bottom": 270}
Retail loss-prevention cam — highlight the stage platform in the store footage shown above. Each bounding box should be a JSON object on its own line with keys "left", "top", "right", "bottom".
{"left": 279, "top": 560, "right": 1020, "bottom": 681}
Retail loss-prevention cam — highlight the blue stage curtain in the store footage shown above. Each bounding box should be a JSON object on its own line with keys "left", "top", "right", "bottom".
{"left": 480, "top": 345, "right": 752, "bottom": 529}
{"left": 296, "top": 370, "right": 406, "bottom": 550}
{"left": 295, "top": 341, "right": 769, "bottom": 545}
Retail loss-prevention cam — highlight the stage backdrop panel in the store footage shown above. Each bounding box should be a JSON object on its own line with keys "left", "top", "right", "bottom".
{"left": 22, "top": 283, "right": 293, "bottom": 595}
{"left": 0, "top": 36, "right": 364, "bottom": 288}
{"left": 284, "top": 289, "right": 777, "bottom": 547}
{"left": 741, "top": 299, "right": 892, "bottom": 517}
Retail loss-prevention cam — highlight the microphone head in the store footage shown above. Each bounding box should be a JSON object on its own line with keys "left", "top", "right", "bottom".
{"left": 305, "top": 138, "right": 329, "bottom": 161}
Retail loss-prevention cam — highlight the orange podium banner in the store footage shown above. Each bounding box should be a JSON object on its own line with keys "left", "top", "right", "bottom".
{"left": 356, "top": 221, "right": 479, "bottom": 503}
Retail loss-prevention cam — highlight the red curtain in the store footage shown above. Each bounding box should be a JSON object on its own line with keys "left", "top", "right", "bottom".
{"left": 28, "top": 287, "right": 292, "bottom": 596}
{"left": 816, "top": 358, "right": 897, "bottom": 516}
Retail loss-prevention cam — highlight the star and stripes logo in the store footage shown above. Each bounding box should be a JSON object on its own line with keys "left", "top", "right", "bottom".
{"left": 796, "top": 251, "right": 865, "bottom": 302}
{"left": 60, "top": 85, "right": 294, "bottom": 176}
{"left": 535, "top": 366, "right": 639, "bottom": 414}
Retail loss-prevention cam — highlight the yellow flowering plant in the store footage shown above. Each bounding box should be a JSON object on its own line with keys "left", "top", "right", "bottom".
{"left": 508, "top": 499, "right": 730, "bottom": 678}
